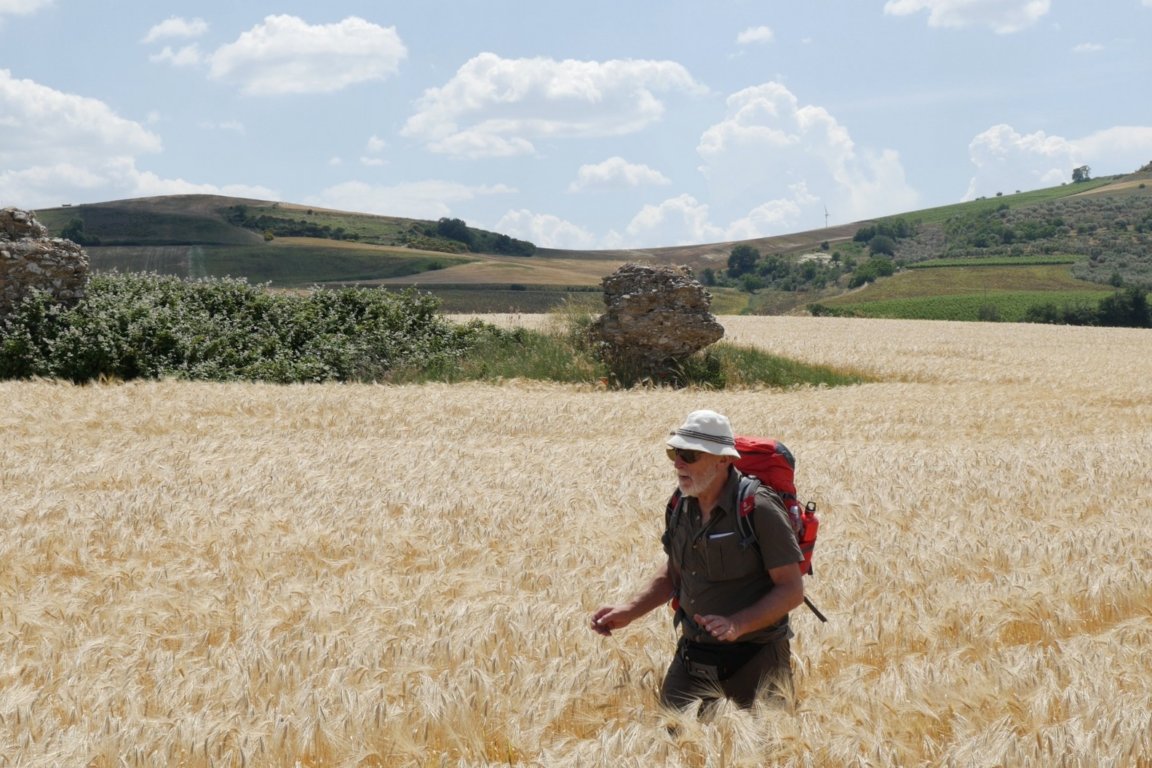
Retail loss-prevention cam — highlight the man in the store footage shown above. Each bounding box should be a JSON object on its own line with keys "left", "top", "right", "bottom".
{"left": 590, "top": 409, "right": 805, "bottom": 712}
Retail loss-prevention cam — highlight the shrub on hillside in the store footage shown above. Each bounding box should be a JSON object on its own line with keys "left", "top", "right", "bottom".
{"left": 848, "top": 257, "right": 896, "bottom": 288}
{"left": 0, "top": 272, "right": 494, "bottom": 383}
{"left": 1022, "top": 286, "right": 1151, "bottom": 328}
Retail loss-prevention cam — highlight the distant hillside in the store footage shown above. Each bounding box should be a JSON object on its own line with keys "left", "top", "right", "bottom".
{"left": 31, "top": 169, "right": 1152, "bottom": 316}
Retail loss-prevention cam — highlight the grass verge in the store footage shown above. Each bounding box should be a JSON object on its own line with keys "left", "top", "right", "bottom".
{"left": 396, "top": 309, "right": 871, "bottom": 389}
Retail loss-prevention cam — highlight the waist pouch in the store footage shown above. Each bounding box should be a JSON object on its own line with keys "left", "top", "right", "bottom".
{"left": 678, "top": 639, "right": 766, "bottom": 682}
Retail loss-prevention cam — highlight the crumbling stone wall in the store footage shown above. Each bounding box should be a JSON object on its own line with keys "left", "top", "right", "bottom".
{"left": 590, "top": 263, "right": 724, "bottom": 381}
{"left": 0, "top": 208, "right": 89, "bottom": 317}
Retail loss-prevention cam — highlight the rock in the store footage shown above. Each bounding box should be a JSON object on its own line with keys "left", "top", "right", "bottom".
{"left": 590, "top": 263, "right": 724, "bottom": 382}
{"left": 0, "top": 208, "right": 89, "bottom": 317}
{"left": 0, "top": 207, "right": 48, "bottom": 240}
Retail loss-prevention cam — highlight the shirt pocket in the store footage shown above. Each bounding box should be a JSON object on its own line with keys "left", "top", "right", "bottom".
{"left": 703, "top": 529, "right": 759, "bottom": 580}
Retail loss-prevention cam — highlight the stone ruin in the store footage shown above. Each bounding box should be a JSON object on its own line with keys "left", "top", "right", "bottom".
{"left": 590, "top": 263, "right": 724, "bottom": 382}
{"left": 0, "top": 208, "right": 89, "bottom": 317}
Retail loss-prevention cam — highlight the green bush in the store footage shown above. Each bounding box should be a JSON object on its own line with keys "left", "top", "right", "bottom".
{"left": 0, "top": 272, "right": 491, "bottom": 383}
{"left": 848, "top": 257, "right": 896, "bottom": 288}
{"left": 0, "top": 274, "right": 875, "bottom": 390}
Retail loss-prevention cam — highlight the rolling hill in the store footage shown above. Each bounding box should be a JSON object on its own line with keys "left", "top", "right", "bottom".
{"left": 31, "top": 168, "right": 1152, "bottom": 316}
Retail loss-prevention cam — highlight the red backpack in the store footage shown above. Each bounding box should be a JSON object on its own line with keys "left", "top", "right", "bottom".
{"left": 732, "top": 436, "right": 818, "bottom": 579}
{"left": 666, "top": 435, "right": 826, "bottom": 622}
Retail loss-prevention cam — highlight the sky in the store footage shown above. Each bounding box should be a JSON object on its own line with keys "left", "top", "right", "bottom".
{"left": 2, "top": 1, "right": 1151, "bottom": 250}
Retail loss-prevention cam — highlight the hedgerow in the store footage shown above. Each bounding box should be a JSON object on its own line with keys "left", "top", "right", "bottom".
{"left": 0, "top": 272, "right": 498, "bottom": 384}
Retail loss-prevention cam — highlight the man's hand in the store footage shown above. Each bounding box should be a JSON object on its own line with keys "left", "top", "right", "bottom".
{"left": 590, "top": 561, "right": 676, "bottom": 638}
{"left": 694, "top": 613, "right": 741, "bottom": 642}
{"left": 589, "top": 606, "right": 631, "bottom": 636}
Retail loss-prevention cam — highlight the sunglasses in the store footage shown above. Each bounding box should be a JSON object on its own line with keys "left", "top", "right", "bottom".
{"left": 666, "top": 447, "right": 705, "bottom": 464}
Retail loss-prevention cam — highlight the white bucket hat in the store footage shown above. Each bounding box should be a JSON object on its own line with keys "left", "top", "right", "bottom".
{"left": 666, "top": 410, "right": 741, "bottom": 458}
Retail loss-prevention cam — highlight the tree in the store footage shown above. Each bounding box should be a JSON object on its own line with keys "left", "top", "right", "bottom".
{"left": 60, "top": 217, "right": 102, "bottom": 245}
{"left": 1072, "top": 165, "right": 1092, "bottom": 183}
{"left": 726, "top": 244, "right": 760, "bottom": 278}
{"left": 1098, "top": 286, "right": 1151, "bottom": 328}
{"left": 868, "top": 234, "right": 897, "bottom": 256}
{"left": 435, "top": 217, "right": 473, "bottom": 246}
{"left": 740, "top": 273, "right": 765, "bottom": 292}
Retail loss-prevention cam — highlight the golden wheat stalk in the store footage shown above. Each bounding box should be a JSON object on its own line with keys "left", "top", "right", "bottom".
{"left": 1, "top": 316, "right": 1149, "bottom": 766}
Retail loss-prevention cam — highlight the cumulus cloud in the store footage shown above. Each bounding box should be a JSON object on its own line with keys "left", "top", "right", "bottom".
{"left": 142, "top": 16, "right": 207, "bottom": 43}
{"left": 127, "top": 172, "right": 276, "bottom": 201}
{"left": 1075, "top": 126, "right": 1152, "bottom": 167}
{"left": 401, "top": 53, "right": 705, "bottom": 158}
{"left": 725, "top": 193, "right": 811, "bottom": 242}
{"left": 360, "top": 135, "right": 388, "bottom": 167}
{"left": 0, "top": 154, "right": 276, "bottom": 209}
{"left": 965, "top": 123, "right": 1152, "bottom": 198}
{"left": 965, "top": 125, "right": 1077, "bottom": 197}
{"left": 0, "top": 0, "right": 52, "bottom": 18}
{"left": 0, "top": 70, "right": 161, "bottom": 170}
{"left": 494, "top": 209, "right": 598, "bottom": 250}
{"left": 737, "top": 26, "right": 775, "bottom": 45}
{"left": 884, "top": 0, "right": 1050, "bottom": 34}
{"left": 619, "top": 194, "right": 726, "bottom": 247}
{"left": 694, "top": 81, "right": 918, "bottom": 239}
{"left": 0, "top": 70, "right": 273, "bottom": 208}
{"left": 208, "top": 15, "right": 407, "bottom": 95}
{"left": 150, "top": 44, "right": 203, "bottom": 67}
{"left": 568, "top": 157, "right": 670, "bottom": 192}
{"left": 307, "top": 180, "right": 515, "bottom": 220}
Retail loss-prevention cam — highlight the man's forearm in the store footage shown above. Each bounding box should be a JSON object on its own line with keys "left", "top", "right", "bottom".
{"left": 729, "top": 575, "right": 804, "bottom": 636}
{"left": 623, "top": 569, "right": 677, "bottom": 618}
{"left": 591, "top": 561, "right": 679, "bottom": 636}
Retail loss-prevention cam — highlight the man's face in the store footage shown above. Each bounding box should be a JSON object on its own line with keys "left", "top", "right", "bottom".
{"left": 668, "top": 448, "right": 730, "bottom": 498}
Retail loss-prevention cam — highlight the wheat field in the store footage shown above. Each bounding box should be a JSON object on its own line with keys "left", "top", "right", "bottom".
{"left": 1, "top": 317, "right": 1150, "bottom": 767}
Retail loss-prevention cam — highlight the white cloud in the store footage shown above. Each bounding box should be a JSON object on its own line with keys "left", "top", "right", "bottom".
{"left": 1075, "top": 126, "right": 1152, "bottom": 168}
{"left": 619, "top": 194, "right": 726, "bottom": 248}
{"left": 360, "top": 135, "right": 388, "bottom": 167}
{"left": 308, "top": 180, "right": 515, "bottom": 220}
{"left": 737, "top": 26, "right": 775, "bottom": 45}
{"left": 494, "top": 209, "right": 598, "bottom": 250}
{"left": 128, "top": 171, "right": 276, "bottom": 201}
{"left": 568, "top": 156, "right": 670, "bottom": 191}
{"left": 695, "top": 82, "right": 918, "bottom": 238}
{"left": 142, "top": 16, "right": 207, "bottom": 43}
{"left": 0, "top": 70, "right": 273, "bottom": 208}
{"left": 725, "top": 196, "right": 808, "bottom": 242}
{"left": 0, "top": 158, "right": 276, "bottom": 209}
{"left": 208, "top": 15, "right": 407, "bottom": 95}
{"left": 884, "top": 0, "right": 1051, "bottom": 34}
{"left": 965, "top": 125, "right": 1076, "bottom": 198}
{"left": 150, "top": 44, "right": 203, "bottom": 67}
{"left": 198, "top": 120, "right": 245, "bottom": 134}
{"left": 0, "top": 0, "right": 52, "bottom": 18}
{"left": 0, "top": 69, "right": 161, "bottom": 169}
{"left": 1072, "top": 42, "right": 1104, "bottom": 54}
{"left": 401, "top": 53, "right": 706, "bottom": 157}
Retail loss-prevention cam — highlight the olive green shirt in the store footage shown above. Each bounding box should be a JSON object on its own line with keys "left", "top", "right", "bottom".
{"left": 662, "top": 468, "right": 803, "bottom": 644}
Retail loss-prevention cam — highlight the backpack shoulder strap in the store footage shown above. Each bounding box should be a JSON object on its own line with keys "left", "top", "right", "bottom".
{"left": 664, "top": 488, "right": 684, "bottom": 543}
{"left": 735, "top": 474, "right": 760, "bottom": 545}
